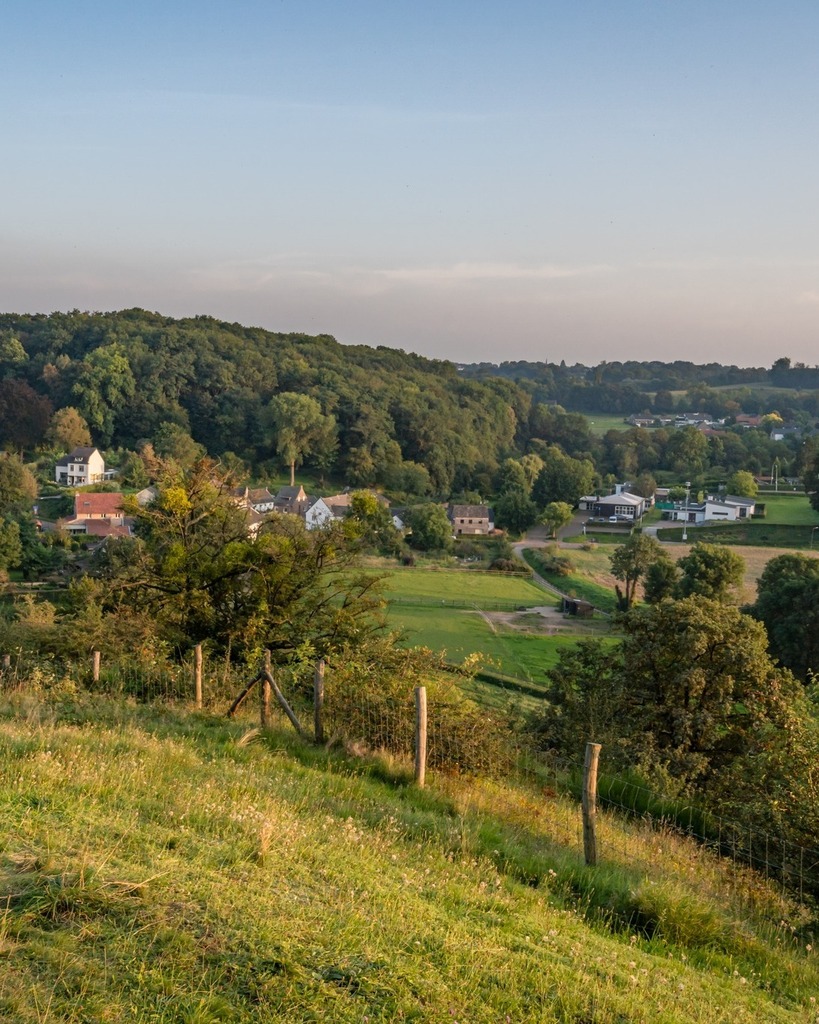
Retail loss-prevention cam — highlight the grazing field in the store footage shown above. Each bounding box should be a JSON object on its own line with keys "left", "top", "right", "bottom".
{"left": 524, "top": 547, "right": 620, "bottom": 612}
{"left": 584, "top": 412, "right": 634, "bottom": 435}
{"left": 380, "top": 567, "right": 555, "bottom": 609}
{"left": 388, "top": 603, "right": 608, "bottom": 683}
{"left": 651, "top": 540, "right": 819, "bottom": 604}
{"left": 757, "top": 493, "right": 819, "bottom": 526}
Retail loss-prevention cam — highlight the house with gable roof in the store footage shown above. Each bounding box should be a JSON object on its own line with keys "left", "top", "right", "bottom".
{"left": 447, "top": 503, "right": 493, "bottom": 536}
{"left": 55, "top": 447, "right": 106, "bottom": 487}
{"left": 62, "top": 492, "right": 133, "bottom": 539}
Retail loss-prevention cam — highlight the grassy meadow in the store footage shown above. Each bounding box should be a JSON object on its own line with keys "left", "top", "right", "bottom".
{"left": 757, "top": 493, "right": 819, "bottom": 526}
{"left": 0, "top": 689, "right": 817, "bottom": 1023}
{"left": 380, "top": 567, "right": 553, "bottom": 608}
{"left": 378, "top": 568, "right": 611, "bottom": 685}
{"left": 389, "top": 603, "right": 609, "bottom": 686}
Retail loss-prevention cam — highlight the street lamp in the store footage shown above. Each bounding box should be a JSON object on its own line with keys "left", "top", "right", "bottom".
{"left": 682, "top": 480, "right": 691, "bottom": 543}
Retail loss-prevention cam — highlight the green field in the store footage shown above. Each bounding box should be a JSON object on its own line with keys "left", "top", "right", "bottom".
{"left": 757, "top": 493, "right": 819, "bottom": 526}
{"left": 381, "top": 567, "right": 555, "bottom": 609}
{"left": 391, "top": 604, "right": 579, "bottom": 673}
{"left": 523, "top": 548, "right": 620, "bottom": 612}
{"left": 584, "top": 412, "right": 634, "bottom": 435}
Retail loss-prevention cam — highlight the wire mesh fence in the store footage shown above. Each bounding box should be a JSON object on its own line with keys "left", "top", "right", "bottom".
{"left": 2, "top": 646, "right": 817, "bottom": 926}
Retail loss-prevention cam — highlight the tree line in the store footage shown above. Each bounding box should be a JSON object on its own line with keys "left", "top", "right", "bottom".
{"left": 0, "top": 311, "right": 815, "bottom": 511}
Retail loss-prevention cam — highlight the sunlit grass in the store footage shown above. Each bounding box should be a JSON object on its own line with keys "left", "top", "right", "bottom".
{"left": 0, "top": 690, "right": 815, "bottom": 1022}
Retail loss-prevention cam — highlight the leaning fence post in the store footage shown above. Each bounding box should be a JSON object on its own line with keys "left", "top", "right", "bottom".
{"left": 194, "top": 644, "right": 203, "bottom": 708}
{"left": 92, "top": 650, "right": 101, "bottom": 684}
{"left": 261, "top": 650, "right": 271, "bottom": 729}
{"left": 415, "top": 686, "right": 428, "bottom": 788}
{"left": 582, "top": 742, "right": 602, "bottom": 866}
{"left": 314, "top": 659, "right": 325, "bottom": 744}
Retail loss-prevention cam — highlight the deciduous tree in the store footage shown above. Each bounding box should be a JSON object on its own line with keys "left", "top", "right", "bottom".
{"left": 750, "top": 552, "right": 819, "bottom": 681}
{"left": 609, "top": 534, "right": 663, "bottom": 611}
{"left": 540, "top": 501, "right": 574, "bottom": 538}
{"left": 675, "top": 542, "right": 745, "bottom": 603}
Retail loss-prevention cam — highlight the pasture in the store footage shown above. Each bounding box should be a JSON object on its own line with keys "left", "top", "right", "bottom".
{"left": 584, "top": 412, "right": 634, "bottom": 435}
{"left": 758, "top": 493, "right": 819, "bottom": 526}
{"left": 388, "top": 603, "right": 609, "bottom": 686}
{"left": 380, "top": 567, "right": 555, "bottom": 609}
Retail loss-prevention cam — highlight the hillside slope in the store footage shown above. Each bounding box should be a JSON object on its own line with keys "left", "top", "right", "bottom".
{"left": 1, "top": 691, "right": 817, "bottom": 1023}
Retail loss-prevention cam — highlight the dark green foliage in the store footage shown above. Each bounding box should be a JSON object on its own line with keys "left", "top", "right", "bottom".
{"left": 608, "top": 534, "right": 664, "bottom": 610}
{"left": 531, "top": 446, "right": 595, "bottom": 508}
{"left": 642, "top": 552, "right": 680, "bottom": 603}
{"left": 675, "top": 542, "right": 745, "bottom": 603}
{"left": 537, "top": 599, "right": 803, "bottom": 795}
{"left": 750, "top": 552, "right": 819, "bottom": 681}
{"left": 405, "top": 503, "right": 453, "bottom": 552}
{"left": 492, "top": 489, "right": 538, "bottom": 534}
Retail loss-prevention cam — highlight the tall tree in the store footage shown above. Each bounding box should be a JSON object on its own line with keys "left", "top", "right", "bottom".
{"left": 609, "top": 534, "right": 664, "bottom": 611}
{"left": 71, "top": 344, "right": 136, "bottom": 446}
{"left": 112, "top": 459, "right": 384, "bottom": 659}
{"left": 540, "top": 501, "right": 574, "bottom": 539}
{"left": 750, "top": 552, "right": 819, "bottom": 681}
{"left": 46, "top": 407, "right": 92, "bottom": 451}
{"left": 531, "top": 446, "right": 595, "bottom": 508}
{"left": 267, "top": 392, "right": 333, "bottom": 486}
{"left": 726, "top": 470, "right": 758, "bottom": 497}
{"left": 405, "top": 503, "right": 453, "bottom": 552}
{"left": 675, "top": 543, "right": 745, "bottom": 603}
{"left": 0, "top": 454, "right": 37, "bottom": 515}
{"left": 0, "top": 379, "right": 52, "bottom": 451}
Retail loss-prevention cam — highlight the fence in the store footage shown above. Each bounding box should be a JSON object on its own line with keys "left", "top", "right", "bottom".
{"left": 2, "top": 647, "right": 817, "bottom": 926}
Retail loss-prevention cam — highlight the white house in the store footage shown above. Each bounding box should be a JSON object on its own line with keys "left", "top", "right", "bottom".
{"left": 55, "top": 447, "right": 105, "bottom": 487}
{"left": 301, "top": 497, "right": 332, "bottom": 530}
{"left": 664, "top": 494, "right": 756, "bottom": 525}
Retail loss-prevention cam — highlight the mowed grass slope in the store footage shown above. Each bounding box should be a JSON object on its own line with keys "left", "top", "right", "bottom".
{"left": 1, "top": 692, "right": 817, "bottom": 1023}
{"left": 757, "top": 494, "right": 819, "bottom": 526}
{"left": 381, "top": 569, "right": 600, "bottom": 684}
{"left": 388, "top": 604, "right": 604, "bottom": 686}
{"left": 381, "top": 567, "right": 555, "bottom": 608}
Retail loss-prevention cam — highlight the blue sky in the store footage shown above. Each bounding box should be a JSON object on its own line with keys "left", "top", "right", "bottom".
{"left": 3, "top": 1, "right": 819, "bottom": 366}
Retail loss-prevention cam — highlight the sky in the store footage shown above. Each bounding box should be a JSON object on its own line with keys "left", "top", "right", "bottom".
{"left": 2, "top": 0, "right": 819, "bottom": 367}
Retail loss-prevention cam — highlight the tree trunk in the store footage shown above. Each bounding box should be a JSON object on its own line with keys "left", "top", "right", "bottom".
{"left": 290, "top": 460, "right": 295, "bottom": 487}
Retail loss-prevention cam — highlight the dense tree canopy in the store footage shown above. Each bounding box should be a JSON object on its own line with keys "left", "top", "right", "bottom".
{"left": 0, "top": 309, "right": 813, "bottom": 506}
{"left": 540, "top": 599, "right": 802, "bottom": 794}
{"left": 110, "top": 460, "right": 384, "bottom": 660}
{"left": 750, "top": 553, "right": 819, "bottom": 682}
{"left": 675, "top": 543, "right": 745, "bottom": 603}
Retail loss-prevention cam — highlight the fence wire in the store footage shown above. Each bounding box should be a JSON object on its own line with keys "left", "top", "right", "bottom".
{"left": 2, "top": 649, "right": 817, "bottom": 927}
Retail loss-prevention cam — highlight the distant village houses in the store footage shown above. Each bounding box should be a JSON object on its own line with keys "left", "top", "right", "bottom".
{"left": 61, "top": 492, "right": 133, "bottom": 539}
{"left": 579, "top": 488, "right": 646, "bottom": 521}
{"left": 447, "top": 503, "right": 494, "bottom": 536}
{"left": 55, "top": 447, "right": 108, "bottom": 487}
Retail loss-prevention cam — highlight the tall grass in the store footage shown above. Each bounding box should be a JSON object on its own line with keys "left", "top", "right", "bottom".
{"left": 0, "top": 684, "right": 817, "bottom": 1022}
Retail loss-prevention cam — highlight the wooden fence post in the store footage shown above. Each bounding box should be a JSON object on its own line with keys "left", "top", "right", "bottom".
{"left": 314, "top": 659, "right": 325, "bottom": 744}
{"left": 194, "top": 644, "right": 203, "bottom": 709}
{"left": 582, "top": 742, "right": 602, "bottom": 866}
{"left": 415, "top": 686, "right": 427, "bottom": 788}
{"left": 92, "top": 651, "right": 101, "bottom": 684}
{"left": 261, "top": 650, "right": 271, "bottom": 729}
